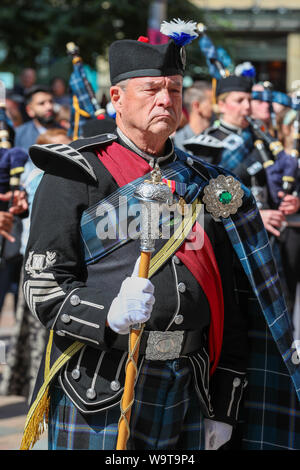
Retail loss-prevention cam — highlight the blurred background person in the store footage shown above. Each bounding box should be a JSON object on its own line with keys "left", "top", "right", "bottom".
{"left": 14, "top": 84, "right": 59, "bottom": 152}
{"left": 50, "top": 76, "right": 71, "bottom": 108}
{"left": 13, "top": 68, "right": 37, "bottom": 123}
{"left": 54, "top": 104, "right": 71, "bottom": 131}
{"left": 173, "top": 80, "right": 212, "bottom": 151}
{"left": 0, "top": 127, "right": 71, "bottom": 402}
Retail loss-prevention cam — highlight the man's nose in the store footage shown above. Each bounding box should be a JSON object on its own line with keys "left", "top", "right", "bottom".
{"left": 244, "top": 100, "right": 251, "bottom": 113}
{"left": 158, "top": 89, "right": 172, "bottom": 107}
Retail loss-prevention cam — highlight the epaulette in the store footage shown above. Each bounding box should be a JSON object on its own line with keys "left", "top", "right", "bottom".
{"left": 29, "top": 133, "right": 118, "bottom": 182}
{"left": 182, "top": 133, "right": 224, "bottom": 158}
{"left": 202, "top": 123, "right": 220, "bottom": 135}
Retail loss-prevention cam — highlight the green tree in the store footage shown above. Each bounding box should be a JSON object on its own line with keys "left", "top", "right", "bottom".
{"left": 0, "top": 0, "right": 203, "bottom": 78}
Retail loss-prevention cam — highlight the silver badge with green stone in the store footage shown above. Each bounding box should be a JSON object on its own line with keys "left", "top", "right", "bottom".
{"left": 202, "top": 174, "right": 244, "bottom": 219}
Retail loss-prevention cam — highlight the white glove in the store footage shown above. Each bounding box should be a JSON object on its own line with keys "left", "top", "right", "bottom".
{"left": 106, "top": 257, "right": 155, "bottom": 335}
{"left": 204, "top": 419, "right": 233, "bottom": 450}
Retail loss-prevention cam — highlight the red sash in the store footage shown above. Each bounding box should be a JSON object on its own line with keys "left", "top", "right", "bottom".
{"left": 96, "top": 142, "right": 224, "bottom": 375}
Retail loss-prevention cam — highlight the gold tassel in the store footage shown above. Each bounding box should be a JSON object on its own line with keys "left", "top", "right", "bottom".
{"left": 19, "top": 332, "right": 84, "bottom": 450}
{"left": 20, "top": 387, "right": 50, "bottom": 450}
{"left": 72, "top": 95, "right": 90, "bottom": 140}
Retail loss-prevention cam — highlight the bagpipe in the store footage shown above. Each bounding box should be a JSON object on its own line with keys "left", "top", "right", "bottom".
{"left": 197, "top": 23, "right": 231, "bottom": 80}
{"left": 66, "top": 42, "right": 104, "bottom": 140}
{"left": 195, "top": 24, "right": 298, "bottom": 207}
{"left": 0, "top": 80, "right": 28, "bottom": 263}
{"left": 290, "top": 89, "right": 300, "bottom": 159}
{"left": 246, "top": 116, "right": 298, "bottom": 204}
{"left": 251, "top": 83, "right": 300, "bottom": 140}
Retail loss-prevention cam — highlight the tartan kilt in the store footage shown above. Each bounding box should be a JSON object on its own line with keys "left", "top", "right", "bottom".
{"left": 48, "top": 358, "right": 206, "bottom": 450}
{"left": 237, "top": 297, "right": 300, "bottom": 450}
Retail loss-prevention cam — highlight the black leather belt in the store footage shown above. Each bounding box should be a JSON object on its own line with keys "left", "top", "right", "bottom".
{"left": 112, "top": 329, "right": 203, "bottom": 361}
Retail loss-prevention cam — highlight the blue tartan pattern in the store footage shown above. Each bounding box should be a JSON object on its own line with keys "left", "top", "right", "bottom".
{"left": 80, "top": 160, "right": 203, "bottom": 265}
{"left": 198, "top": 36, "right": 227, "bottom": 80}
{"left": 48, "top": 359, "right": 205, "bottom": 450}
{"left": 220, "top": 128, "right": 254, "bottom": 172}
{"left": 68, "top": 63, "right": 97, "bottom": 138}
{"left": 238, "top": 297, "right": 300, "bottom": 450}
{"left": 200, "top": 160, "right": 300, "bottom": 449}
{"left": 202, "top": 162, "right": 300, "bottom": 399}
{"left": 252, "top": 90, "right": 300, "bottom": 110}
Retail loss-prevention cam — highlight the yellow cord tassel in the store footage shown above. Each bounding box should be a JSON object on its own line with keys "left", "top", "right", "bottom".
{"left": 72, "top": 95, "right": 90, "bottom": 140}
{"left": 20, "top": 387, "right": 50, "bottom": 450}
{"left": 20, "top": 331, "right": 84, "bottom": 450}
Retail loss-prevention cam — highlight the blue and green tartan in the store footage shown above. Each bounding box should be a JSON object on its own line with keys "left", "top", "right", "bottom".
{"left": 68, "top": 62, "right": 97, "bottom": 138}
{"left": 220, "top": 128, "right": 254, "bottom": 172}
{"left": 48, "top": 359, "right": 205, "bottom": 450}
{"left": 74, "top": 152, "right": 300, "bottom": 449}
{"left": 252, "top": 90, "right": 300, "bottom": 111}
{"left": 80, "top": 160, "right": 202, "bottom": 265}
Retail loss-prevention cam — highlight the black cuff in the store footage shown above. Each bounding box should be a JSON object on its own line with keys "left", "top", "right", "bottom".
{"left": 53, "top": 287, "right": 112, "bottom": 349}
{"left": 209, "top": 367, "right": 248, "bottom": 426}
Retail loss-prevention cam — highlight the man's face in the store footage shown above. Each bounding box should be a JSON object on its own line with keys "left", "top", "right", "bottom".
{"left": 218, "top": 91, "right": 252, "bottom": 129}
{"left": 251, "top": 98, "right": 270, "bottom": 122}
{"left": 26, "top": 92, "right": 55, "bottom": 125}
{"left": 251, "top": 84, "right": 270, "bottom": 123}
{"left": 198, "top": 89, "right": 213, "bottom": 120}
{"left": 111, "top": 75, "right": 183, "bottom": 140}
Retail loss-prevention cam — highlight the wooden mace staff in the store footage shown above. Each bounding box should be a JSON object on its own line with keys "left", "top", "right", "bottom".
{"left": 116, "top": 164, "right": 173, "bottom": 450}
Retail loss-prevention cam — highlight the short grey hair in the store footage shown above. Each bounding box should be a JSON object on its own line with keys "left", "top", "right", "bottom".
{"left": 183, "top": 81, "right": 212, "bottom": 113}
{"left": 115, "top": 78, "right": 130, "bottom": 91}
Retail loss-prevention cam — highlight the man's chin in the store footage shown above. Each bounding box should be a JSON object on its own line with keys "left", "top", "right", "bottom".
{"left": 240, "top": 118, "right": 250, "bottom": 129}
{"left": 149, "top": 121, "right": 175, "bottom": 136}
{"left": 37, "top": 116, "right": 55, "bottom": 126}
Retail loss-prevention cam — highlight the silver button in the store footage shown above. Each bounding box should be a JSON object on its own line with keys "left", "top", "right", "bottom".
{"left": 186, "top": 157, "right": 194, "bottom": 166}
{"left": 177, "top": 282, "right": 186, "bottom": 293}
{"left": 71, "top": 368, "right": 80, "bottom": 380}
{"left": 233, "top": 377, "right": 241, "bottom": 387}
{"left": 110, "top": 380, "right": 121, "bottom": 392}
{"left": 172, "top": 255, "right": 181, "bottom": 265}
{"left": 70, "top": 294, "right": 80, "bottom": 306}
{"left": 174, "top": 314, "right": 184, "bottom": 325}
{"left": 56, "top": 330, "right": 65, "bottom": 336}
{"left": 61, "top": 314, "right": 71, "bottom": 324}
{"left": 86, "top": 388, "right": 96, "bottom": 400}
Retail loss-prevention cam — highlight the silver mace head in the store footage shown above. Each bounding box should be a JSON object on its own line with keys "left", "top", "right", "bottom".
{"left": 133, "top": 164, "right": 173, "bottom": 252}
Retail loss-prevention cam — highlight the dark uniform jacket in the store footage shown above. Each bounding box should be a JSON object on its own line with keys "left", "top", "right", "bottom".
{"left": 23, "top": 133, "right": 249, "bottom": 426}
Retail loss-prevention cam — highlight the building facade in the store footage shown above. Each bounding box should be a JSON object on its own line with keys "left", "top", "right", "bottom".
{"left": 190, "top": 0, "right": 300, "bottom": 91}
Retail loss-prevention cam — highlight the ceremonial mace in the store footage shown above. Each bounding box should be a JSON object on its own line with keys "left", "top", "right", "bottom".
{"left": 116, "top": 164, "right": 173, "bottom": 450}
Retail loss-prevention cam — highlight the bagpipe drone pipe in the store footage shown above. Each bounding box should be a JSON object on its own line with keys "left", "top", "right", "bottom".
{"left": 66, "top": 42, "right": 104, "bottom": 140}
{"left": 196, "top": 25, "right": 298, "bottom": 208}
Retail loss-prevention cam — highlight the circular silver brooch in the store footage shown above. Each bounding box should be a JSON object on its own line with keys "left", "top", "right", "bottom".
{"left": 202, "top": 174, "right": 244, "bottom": 219}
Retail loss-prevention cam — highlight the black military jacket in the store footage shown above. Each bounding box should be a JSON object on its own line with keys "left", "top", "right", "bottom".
{"left": 24, "top": 133, "right": 249, "bottom": 426}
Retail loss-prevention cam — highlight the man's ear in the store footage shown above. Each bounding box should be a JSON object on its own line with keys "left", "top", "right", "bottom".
{"left": 26, "top": 104, "right": 35, "bottom": 119}
{"left": 110, "top": 86, "right": 123, "bottom": 114}
{"left": 217, "top": 99, "right": 226, "bottom": 114}
{"left": 191, "top": 100, "right": 200, "bottom": 114}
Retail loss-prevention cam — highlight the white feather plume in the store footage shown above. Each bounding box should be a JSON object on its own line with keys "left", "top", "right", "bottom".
{"left": 160, "top": 19, "right": 198, "bottom": 46}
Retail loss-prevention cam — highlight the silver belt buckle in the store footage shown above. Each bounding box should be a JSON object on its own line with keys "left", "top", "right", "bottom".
{"left": 145, "top": 330, "right": 184, "bottom": 361}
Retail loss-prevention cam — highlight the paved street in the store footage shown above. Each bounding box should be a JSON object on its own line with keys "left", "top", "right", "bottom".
{"left": 0, "top": 294, "right": 47, "bottom": 451}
